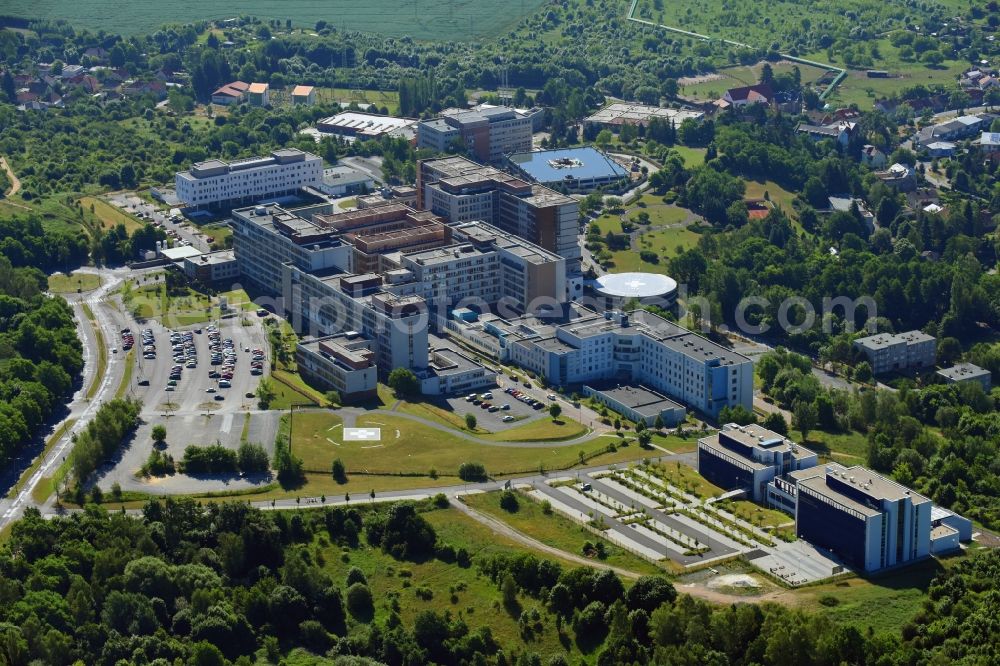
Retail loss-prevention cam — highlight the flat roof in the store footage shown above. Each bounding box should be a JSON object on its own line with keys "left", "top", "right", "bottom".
{"left": 593, "top": 272, "right": 678, "bottom": 298}
{"left": 589, "top": 384, "right": 683, "bottom": 417}
{"left": 189, "top": 250, "right": 235, "bottom": 265}
{"left": 854, "top": 330, "right": 935, "bottom": 349}
{"left": 584, "top": 102, "right": 704, "bottom": 125}
{"left": 799, "top": 464, "right": 931, "bottom": 518}
{"left": 937, "top": 362, "right": 990, "bottom": 381}
{"left": 507, "top": 147, "right": 628, "bottom": 184}
{"left": 160, "top": 246, "right": 203, "bottom": 261}
{"left": 318, "top": 111, "right": 416, "bottom": 136}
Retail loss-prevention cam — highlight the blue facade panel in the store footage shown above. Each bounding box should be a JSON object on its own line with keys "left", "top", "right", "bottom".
{"left": 710, "top": 365, "right": 728, "bottom": 401}
{"left": 698, "top": 448, "right": 753, "bottom": 493}
{"left": 798, "top": 490, "right": 869, "bottom": 570}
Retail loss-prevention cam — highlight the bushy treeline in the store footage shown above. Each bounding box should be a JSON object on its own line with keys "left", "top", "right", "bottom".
{"left": 0, "top": 250, "right": 82, "bottom": 470}
{"left": 68, "top": 397, "right": 141, "bottom": 490}
{"left": 178, "top": 442, "right": 269, "bottom": 475}
{"left": 6, "top": 497, "right": 1000, "bottom": 665}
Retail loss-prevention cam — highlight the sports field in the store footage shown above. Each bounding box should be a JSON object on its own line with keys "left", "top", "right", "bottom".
{"left": 14, "top": 0, "right": 547, "bottom": 39}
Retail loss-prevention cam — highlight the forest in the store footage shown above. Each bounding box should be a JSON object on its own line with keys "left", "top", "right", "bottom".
{"left": 2, "top": 497, "right": 998, "bottom": 666}
{"left": 0, "top": 217, "right": 86, "bottom": 471}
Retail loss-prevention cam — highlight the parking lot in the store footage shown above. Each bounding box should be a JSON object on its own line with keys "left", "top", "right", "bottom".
{"left": 106, "top": 193, "right": 214, "bottom": 252}
{"left": 99, "top": 410, "right": 282, "bottom": 495}
{"left": 122, "top": 314, "right": 268, "bottom": 416}
{"left": 441, "top": 386, "right": 554, "bottom": 431}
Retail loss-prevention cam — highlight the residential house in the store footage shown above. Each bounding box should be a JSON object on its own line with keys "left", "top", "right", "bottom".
{"left": 861, "top": 145, "right": 887, "bottom": 169}
{"left": 291, "top": 85, "right": 316, "bottom": 106}
{"left": 796, "top": 120, "right": 856, "bottom": 147}
{"left": 211, "top": 81, "right": 249, "bottom": 105}
{"left": 247, "top": 82, "right": 269, "bottom": 106}
{"left": 876, "top": 163, "right": 917, "bottom": 192}
{"left": 715, "top": 84, "right": 773, "bottom": 109}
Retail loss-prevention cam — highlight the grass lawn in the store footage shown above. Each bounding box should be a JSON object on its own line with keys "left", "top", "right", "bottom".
{"left": 794, "top": 429, "right": 869, "bottom": 463}
{"left": 270, "top": 369, "right": 331, "bottom": 409}
{"left": 121, "top": 280, "right": 229, "bottom": 327}
{"left": 114, "top": 350, "right": 136, "bottom": 399}
{"left": 634, "top": 225, "right": 701, "bottom": 257}
{"left": 393, "top": 398, "right": 485, "bottom": 432}
{"left": 81, "top": 303, "right": 107, "bottom": 401}
{"left": 80, "top": 196, "right": 145, "bottom": 234}
{"left": 743, "top": 180, "right": 799, "bottom": 218}
{"left": 48, "top": 271, "right": 101, "bottom": 294}
{"left": 667, "top": 146, "right": 707, "bottom": 168}
{"left": 797, "top": 554, "right": 970, "bottom": 634}
{"left": 646, "top": 432, "right": 700, "bottom": 453}
{"left": 720, "top": 500, "right": 790, "bottom": 529}
{"left": 644, "top": 459, "right": 724, "bottom": 499}
{"left": 628, "top": 205, "right": 689, "bottom": 226}
{"left": 313, "top": 504, "right": 583, "bottom": 662}
{"left": 291, "top": 412, "right": 647, "bottom": 479}
{"left": 317, "top": 88, "right": 402, "bottom": 115}
{"left": 462, "top": 491, "right": 664, "bottom": 575}
{"left": 478, "top": 417, "right": 589, "bottom": 443}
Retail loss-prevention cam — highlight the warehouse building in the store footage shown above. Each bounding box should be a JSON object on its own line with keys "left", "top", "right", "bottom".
{"left": 583, "top": 102, "right": 704, "bottom": 130}
{"left": 315, "top": 111, "right": 416, "bottom": 141}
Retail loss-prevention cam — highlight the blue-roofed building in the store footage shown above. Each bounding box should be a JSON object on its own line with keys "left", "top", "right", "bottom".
{"left": 507, "top": 147, "right": 629, "bottom": 193}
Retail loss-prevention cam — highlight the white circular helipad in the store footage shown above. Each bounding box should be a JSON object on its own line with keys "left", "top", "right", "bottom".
{"left": 594, "top": 272, "right": 678, "bottom": 299}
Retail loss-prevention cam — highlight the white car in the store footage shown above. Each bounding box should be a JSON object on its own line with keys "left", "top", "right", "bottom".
{"left": 502, "top": 415, "right": 515, "bottom": 422}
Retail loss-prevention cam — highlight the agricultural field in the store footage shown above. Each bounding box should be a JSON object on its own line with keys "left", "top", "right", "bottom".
{"left": 15, "top": 0, "right": 547, "bottom": 40}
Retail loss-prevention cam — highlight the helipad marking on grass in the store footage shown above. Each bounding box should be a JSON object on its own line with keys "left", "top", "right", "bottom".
{"left": 327, "top": 423, "right": 343, "bottom": 432}
{"left": 326, "top": 438, "right": 340, "bottom": 446}
{"left": 361, "top": 444, "right": 384, "bottom": 449}
{"left": 395, "top": 429, "right": 401, "bottom": 439}
{"left": 344, "top": 427, "right": 381, "bottom": 442}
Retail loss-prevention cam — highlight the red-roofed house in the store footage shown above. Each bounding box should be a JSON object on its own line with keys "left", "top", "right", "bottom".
{"left": 291, "top": 84, "right": 316, "bottom": 106}
{"left": 211, "top": 80, "right": 249, "bottom": 105}
{"left": 716, "top": 83, "right": 773, "bottom": 109}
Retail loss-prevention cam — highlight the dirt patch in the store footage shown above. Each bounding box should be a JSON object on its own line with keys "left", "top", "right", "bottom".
{"left": 708, "top": 573, "right": 762, "bottom": 590}
{"left": 677, "top": 73, "right": 724, "bottom": 85}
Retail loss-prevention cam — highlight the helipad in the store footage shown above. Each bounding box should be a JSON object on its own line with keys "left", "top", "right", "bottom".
{"left": 344, "top": 427, "right": 382, "bottom": 442}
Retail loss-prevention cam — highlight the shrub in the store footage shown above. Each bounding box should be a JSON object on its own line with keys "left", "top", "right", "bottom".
{"left": 180, "top": 445, "right": 238, "bottom": 475}
{"left": 458, "top": 462, "right": 487, "bottom": 482}
{"left": 499, "top": 490, "right": 519, "bottom": 513}
{"left": 345, "top": 583, "right": 374, "bottom": 620}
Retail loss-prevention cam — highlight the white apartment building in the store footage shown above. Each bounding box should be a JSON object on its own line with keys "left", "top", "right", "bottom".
{"left": 175, "top": 149, "right": 323, "bottom": 209}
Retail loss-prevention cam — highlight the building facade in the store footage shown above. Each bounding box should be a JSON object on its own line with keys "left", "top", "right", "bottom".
{"left": 176, "top": 149, "right": 323, "bottom": 209}
{"left": 697, "top": 424, "right": 818, "bottom": 503}
{"left": 794, "top": 464, "right": 932, "bottom": 573}
{"left": 417, "top": 105, "right": 532, "bottom": 163}
{"left": 182, "top": 250, "right": 239, "bottom": 283}
{"left": 417, "top": 156, "right": 581, "bottom": 274}
{"left": 296, "top": 333, "right": 378, "bottom": 403}
{"left": 450, "top": 307, "right": 753, "bottom": 418}
{"left": 853, "top": 330, "right": 937, "bottom": 375}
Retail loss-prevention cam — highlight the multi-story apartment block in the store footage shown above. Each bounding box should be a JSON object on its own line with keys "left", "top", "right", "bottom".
{"left": 853, "top": 330, "right": 937, "bottom": 375}
{"left": 417, "top": 105, "right": 532, "bottom": 163}
{"left": 450, "top": 306, "right": 753, "bottom": 418}
{"left": 176, "top": 149, "right": 323, "bottom": 209}
{"left": 182, "top": 250, "right": 239, "bottom": 284}
{"left": 697, "top": 423, "right": 818, "bottom": 503}
{"left": 936, "top": 362, "right": 992, "bottom": 392}
{"left": 792, "top": 464, "right": 932, "bottom": 573}
{"left": 417, "top": 156, "right": 581, "bottom": 274}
